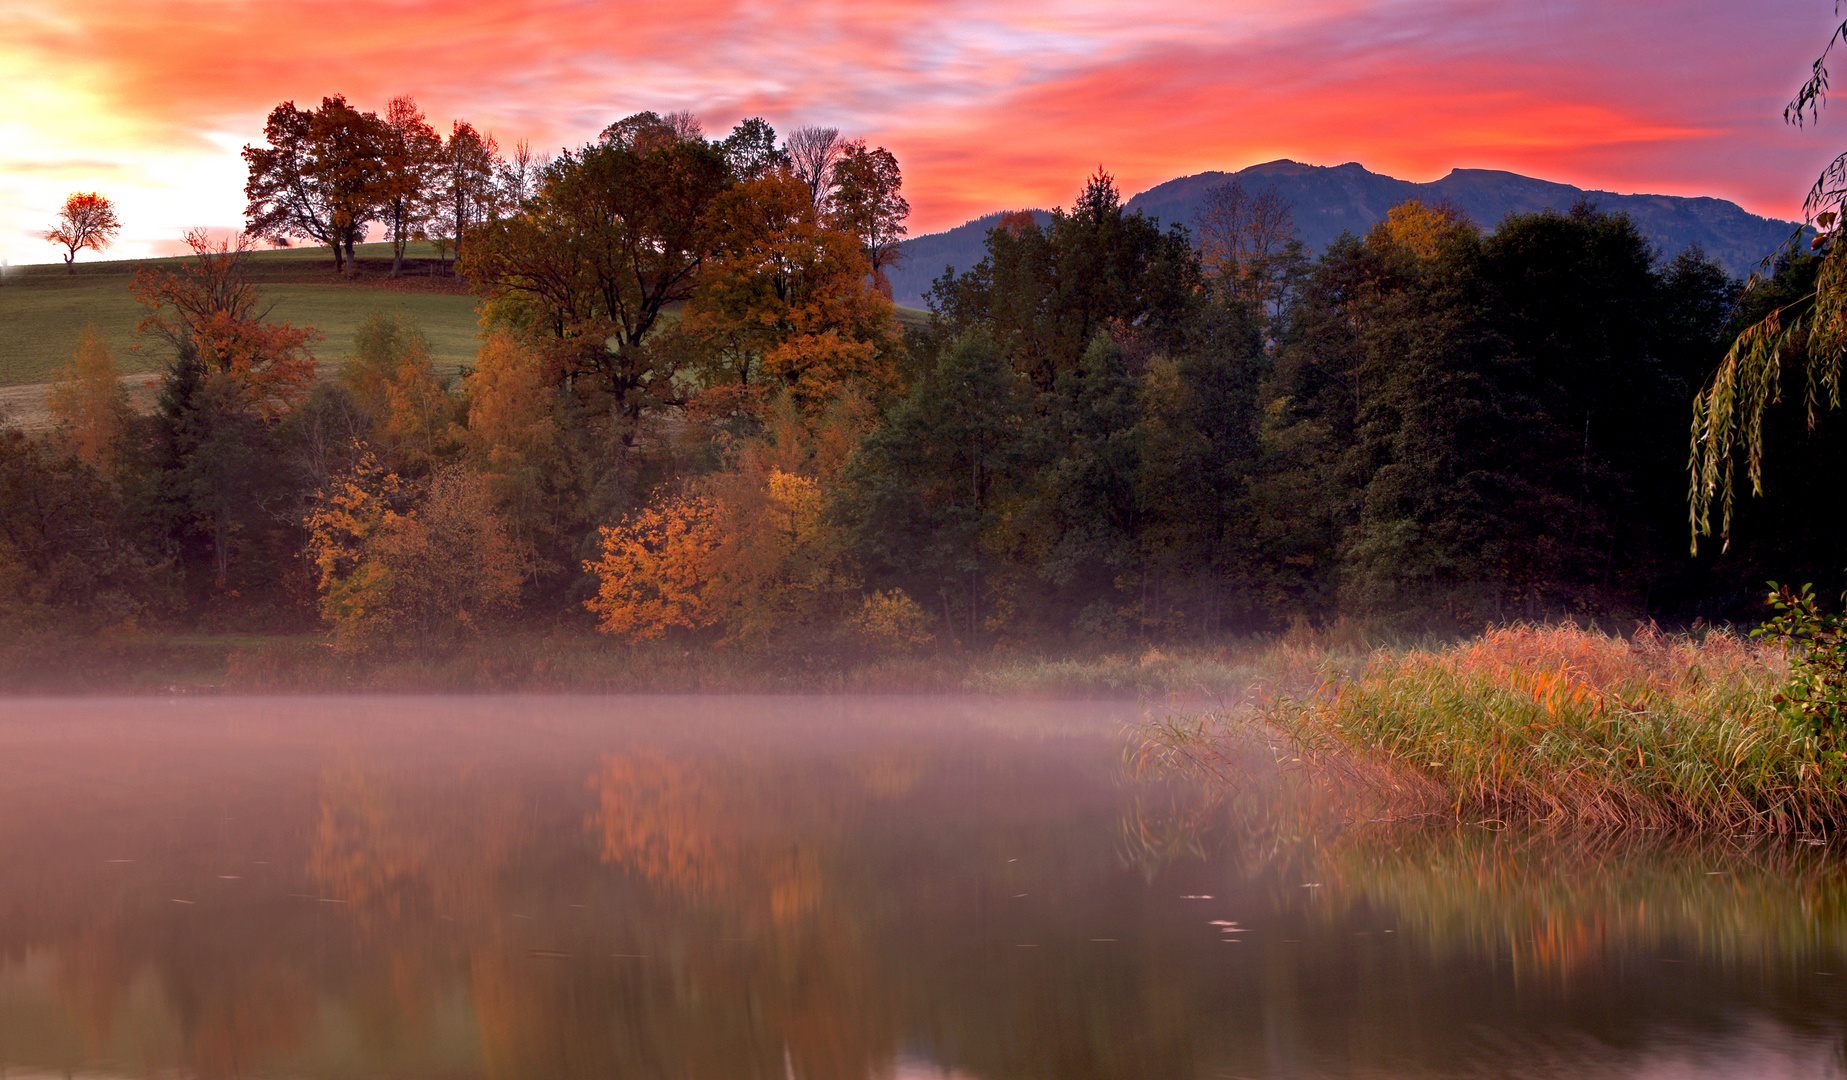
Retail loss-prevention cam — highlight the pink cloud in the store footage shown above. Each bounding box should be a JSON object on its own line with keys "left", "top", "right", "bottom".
{"left": 1, "top": 0, "right": 1838, "bottom": 261}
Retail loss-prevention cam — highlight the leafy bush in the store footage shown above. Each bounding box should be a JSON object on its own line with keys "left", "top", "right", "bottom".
{"left": 1754, "top": 582, "right": 1847, "bottom": 737}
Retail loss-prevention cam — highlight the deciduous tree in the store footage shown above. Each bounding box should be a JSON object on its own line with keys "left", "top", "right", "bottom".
{"left": 1690, "top": 14, "right": 1847, "bottom": 550}
{"left": 340, "top": 312, "right": 459, "bottom": 472}
{"left": 464, "top": 113, "right": 732, "bottom": 439}
{"left": 377, "top": 97, "right": 441, "bottom": 278}
{"left": 428, "top": 121, "right": 502, "bottom": 277}
{"left": 43, "top": 192, "right": 120, "bottom": 273}
{"left": 785, "top": 126, "right": 845, "bottom": 211}
{"left": 721, "top": 118, "right": 787, "bottom": 181}
{"left": 309, "top": 462, "right": 521, "bottom": 652}
{"left": 681, "top": 169, "right": 901, "bottom": 410}
{"left": 584, "top": 493, "right": 724, "bottom": 641}
{"left": 828, "top": 143, "right": 908, "bottom": 294}
{"left": 47, "top": 324, "right": 132, "bottom": 471}
{"left": 132, "top": 229, "right": 317, "bottom": 416}
{"left": 1192, "top": 181, "right": 1300, "bottom": 317}
{"left": 243, "top": 96, "right": 387, "bottom": 275}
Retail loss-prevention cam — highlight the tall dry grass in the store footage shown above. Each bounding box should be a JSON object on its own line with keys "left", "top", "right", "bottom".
{"left": 1257, "top": 624, "right": 1844, "bottom": 833}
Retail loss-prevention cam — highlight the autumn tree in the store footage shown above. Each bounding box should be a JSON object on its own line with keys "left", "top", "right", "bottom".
{"left": 244, "top": 96, "right": 387, "bottom": 274}
{"left": 132, "top": 229, "right": 318, "bottom": 416}
{"left": 377, "top": 96, "right": 441, "bottom": 278}
{"left": 307, "top": 462, "right": 521, "bottom": 652}
{"left": 43, "top": 192, "right": 120, "bottom": 273}
{"left": 427, "top": 120, "right": 502, "bottom": 276}
{"left": 584, "top": 444, "right": 857, "bottom": 645}
{"left": 464, "top": 111, "right": 732, "bottom": 439}
{"left": 828, "top": 143, "right": 909, "bottom": 295}
{"left": 720, "top": 118, "right": 788, "bottom": 181}
{"left": 461, "top": 331, "right": 580, "bottom": 572}
{"left": 340, "top": 311, "right": 460, "bottom": 472}
{"left": 47, "top": 324, "right": 132, "bottom": 470}
{"left": 1192, "top": 180, "right": 1300, "bottom": 317}
{"left": 584, "top": 493, "right": 724, "bottom": 641}
{"left": 129, "top": 231, "right": 318, "bottom": 596}
{"left": 680, "top": 168, "right": 902, "bottom": 410}
{"left": 498, "top": 138, "right": 551, "bottom": 208}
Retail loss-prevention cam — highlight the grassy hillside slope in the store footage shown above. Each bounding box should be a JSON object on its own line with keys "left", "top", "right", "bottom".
{"left": 0, "top": 242, "right": 482, "bottom": 386}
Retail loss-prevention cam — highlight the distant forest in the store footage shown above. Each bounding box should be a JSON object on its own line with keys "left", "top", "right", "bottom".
{"left": 4, "top": 96, "right": 1842, "bottom": 656}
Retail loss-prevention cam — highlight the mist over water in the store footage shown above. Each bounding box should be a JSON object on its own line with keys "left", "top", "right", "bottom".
{"left": 0, "top": 696, "right": 1842, "bottom": 1079}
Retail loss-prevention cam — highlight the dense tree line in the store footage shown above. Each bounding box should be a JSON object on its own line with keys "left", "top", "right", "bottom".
{"left": 4, "top": 106, "right": 1841, "bottom": 654}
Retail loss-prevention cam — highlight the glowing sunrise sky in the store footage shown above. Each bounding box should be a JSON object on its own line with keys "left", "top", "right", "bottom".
{"left": 1, "top": 0, "right": 1841, "bottom": 263}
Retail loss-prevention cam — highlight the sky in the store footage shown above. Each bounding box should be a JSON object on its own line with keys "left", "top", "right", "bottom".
{"left": 2, "top": 0, "right": 1842, "bottom": 264}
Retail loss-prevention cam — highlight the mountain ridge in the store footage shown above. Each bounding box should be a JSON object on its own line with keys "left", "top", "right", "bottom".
{"left": 888, "top": 160, "right": 1799, "bottom": 308}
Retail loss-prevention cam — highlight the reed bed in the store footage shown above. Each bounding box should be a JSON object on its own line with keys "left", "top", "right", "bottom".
{"left": 1257, "top": 624, "right": 1845, "bottom": 834}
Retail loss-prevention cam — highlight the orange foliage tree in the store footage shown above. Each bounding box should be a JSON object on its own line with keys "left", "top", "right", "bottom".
{"left": 132, "top": 229, "right": 317, "bottom": 416}
{"left": 583, "top": 494, "right": 725, "bottom": 641}
{"left": 43, "top": 192, "right": 120, "bottom": 273}
{"left": 1369, "top": 200, "right": 1476, "bottom": 261}
{"left": 585, "top": 393, "right": 874, "bottom": 645}
{"left": 680, "top": 170, "right": 901, "bottom": 412}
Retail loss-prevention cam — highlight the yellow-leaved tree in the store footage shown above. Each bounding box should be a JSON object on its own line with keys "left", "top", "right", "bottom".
{"left": 584, "top": 393, "right": 875, "bottom": 645}
{"left": 46, "top": 324, "right": 132, "bottom": 471}
{"left": 340, "top": 312, "right": 460, "bottom": 472}
{"left": 307, "top": 458, "right": 522, "bottom": 653}
{"left": 461, "top": 331, "right": 580, "bottom": 572}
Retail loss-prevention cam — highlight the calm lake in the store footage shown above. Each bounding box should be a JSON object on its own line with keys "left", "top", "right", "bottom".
{"left": 0, "top": 695, "right": 1843, "bottom": 1079}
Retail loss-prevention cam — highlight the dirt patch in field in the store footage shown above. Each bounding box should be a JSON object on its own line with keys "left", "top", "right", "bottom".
{"left": 0, "top": 372, "right": 163, "bottom": 432}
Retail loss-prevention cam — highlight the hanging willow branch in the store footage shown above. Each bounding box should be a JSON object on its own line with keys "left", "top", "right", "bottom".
{"left": 1688, "top": 8, "right": 1847, "bottom": 554}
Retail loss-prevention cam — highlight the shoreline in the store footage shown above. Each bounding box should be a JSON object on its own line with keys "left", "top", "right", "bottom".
{"left": 0, "top": 631, "right": 1320, "bottom": 699}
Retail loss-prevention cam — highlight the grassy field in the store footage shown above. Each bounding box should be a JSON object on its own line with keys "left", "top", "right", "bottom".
{"left": 1, "top": 243, "right": 931, "bottom": 394}
{"left": 0, "top": 242, "right": 482, "bottom": 387}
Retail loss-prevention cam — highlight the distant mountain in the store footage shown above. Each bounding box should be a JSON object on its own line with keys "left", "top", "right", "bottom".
{"left": 889, "top": 160, "right": 1799, "bottom": 309}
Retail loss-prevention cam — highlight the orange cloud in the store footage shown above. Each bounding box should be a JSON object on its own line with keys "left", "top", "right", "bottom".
{"left": 1, "top": 0, "right": 1837, "bottom": 262}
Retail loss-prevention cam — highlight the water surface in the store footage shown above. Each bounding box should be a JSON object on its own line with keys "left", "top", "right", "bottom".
{"left": 0, "top": 695, "right": 1842, "bottom": 1078}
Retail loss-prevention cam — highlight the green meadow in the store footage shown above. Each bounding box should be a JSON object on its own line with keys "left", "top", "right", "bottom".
{"left": 0, "top": 241, "right": 931, "bottom": 389}
{"left": 0, "top": 241, "right": 483, "bottom": 386}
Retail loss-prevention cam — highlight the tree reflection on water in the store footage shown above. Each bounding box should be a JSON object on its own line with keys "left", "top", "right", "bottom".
{"left": 0, "top": 696, "right": 1842, "bottom": 1079}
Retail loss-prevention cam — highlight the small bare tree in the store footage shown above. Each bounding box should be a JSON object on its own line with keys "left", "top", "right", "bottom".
{"left": 498, "top": 138, "right": 552, "bottom": 208}
{"left": 786, "top": 126, "right": 846, "bottom": 211}
{"left": 44, "top": 192, "right": 121, "bottom": 273}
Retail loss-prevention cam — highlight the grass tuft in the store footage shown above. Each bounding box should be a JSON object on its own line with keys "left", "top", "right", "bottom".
{"left": 1253, "top": 624, "right": 1843, "bottom": 834}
